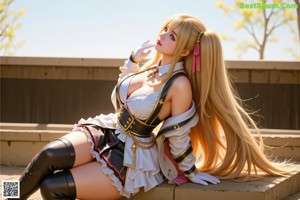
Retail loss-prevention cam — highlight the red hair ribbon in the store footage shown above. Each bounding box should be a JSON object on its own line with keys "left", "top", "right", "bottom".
{"left": 192, "top": 32, "right": 204, "bottom": 73}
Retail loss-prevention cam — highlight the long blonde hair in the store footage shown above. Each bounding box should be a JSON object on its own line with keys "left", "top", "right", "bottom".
{"left": 144, "top": 14, "right": 287, "bottom": 180}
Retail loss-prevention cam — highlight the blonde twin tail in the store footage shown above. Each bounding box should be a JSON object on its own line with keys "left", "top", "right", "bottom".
{"left": 142, "top": 13, "right": 288, "bottom": 180}
{"left": 186, "top": 29, "right": 287, "bottom": 180}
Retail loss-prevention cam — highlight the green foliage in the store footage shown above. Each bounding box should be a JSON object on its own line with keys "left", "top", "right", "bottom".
{"left": 0, "top": 0, "right": 25, "bottom": 56}
{"left": 215, "top": 0, "right": 299, "bottom": 60}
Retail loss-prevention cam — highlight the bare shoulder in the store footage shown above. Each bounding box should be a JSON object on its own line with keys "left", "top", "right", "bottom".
{"left": 172, "top": 75, "right": 192, "bottom": 92}
{"left": 170, "top": 75, "right": 192, "bottom": 116}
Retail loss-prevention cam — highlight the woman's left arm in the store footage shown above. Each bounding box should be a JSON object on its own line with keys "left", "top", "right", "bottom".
{"left": 168, "top": 77, "right": 220, "bottom": 185}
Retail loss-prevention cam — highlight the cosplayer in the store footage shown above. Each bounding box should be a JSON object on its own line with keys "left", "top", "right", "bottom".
{"left": 14, "top": 14, "right": 287, "bottom": 200}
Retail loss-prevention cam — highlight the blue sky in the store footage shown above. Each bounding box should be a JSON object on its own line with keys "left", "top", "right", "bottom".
{"left": 7, "top": 0, "right": 299, "bottom": 60}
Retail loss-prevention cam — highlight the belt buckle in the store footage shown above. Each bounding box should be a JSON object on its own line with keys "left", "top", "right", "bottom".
{"left": 118, "top": 107, "right": 135, "bottom": 131}
{"left": 123, "top": 116, "right": 134, "bottom": 131}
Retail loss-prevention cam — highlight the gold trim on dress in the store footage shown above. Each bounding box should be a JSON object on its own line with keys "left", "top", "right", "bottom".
{"left": 174, "top": 145, "right": 192, "bottom": 164}
{"left": 156, "top": 114, "right": 197, "bottom": 139}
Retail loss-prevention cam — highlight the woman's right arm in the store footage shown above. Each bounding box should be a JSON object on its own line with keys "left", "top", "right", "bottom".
{"left": 117, "top": 59, "right": 140, "bottom": 82}
{"left": 112, "top": 40, "right": 155, "bottom": 109}
{"left": 118, "top": 40, "right": 155, "bottom": 82}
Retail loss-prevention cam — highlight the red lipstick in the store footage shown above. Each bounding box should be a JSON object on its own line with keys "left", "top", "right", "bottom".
{"left": 157, "top": 40, "right": 162, "bottom": 46}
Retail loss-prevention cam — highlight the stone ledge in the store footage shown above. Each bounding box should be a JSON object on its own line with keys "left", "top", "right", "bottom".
{"left": 1, "top": 124, "right": 299, "bottom": 199}
{"left": 1, "top": 164, "right": 299, "bottom": 200}
{"left": 1, "top": 57, "right": 300, "bottom": 83}
{"left": 1, "top": 123, "right": 300, "bottom": 166}
{"left": 172, "top": 167, "right": 300, "bottom": 200}
{"left": 0, "top": 130, "right": 68, "bottom": 142}
{"left": 0, "top": 122, "right": 73, "bottom": 131}
{"left": 1, "top": 56, "right": 299, "bottom": 70}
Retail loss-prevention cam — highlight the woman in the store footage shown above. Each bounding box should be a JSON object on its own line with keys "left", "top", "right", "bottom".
{"left": 16, "top": 14, "right": 286, "bottom": 200}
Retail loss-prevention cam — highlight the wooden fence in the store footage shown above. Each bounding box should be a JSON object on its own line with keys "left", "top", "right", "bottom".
{"left": 1, "top": 57, "right": 299, "bottom": 129}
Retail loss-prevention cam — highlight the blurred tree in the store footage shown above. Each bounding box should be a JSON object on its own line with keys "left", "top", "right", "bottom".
{"left": 0, "top": 0, "right": 25, "bottom": 56}
{"left": 295, "top": 0, "right": 299, "bottom": 45}
{"left": 216, "top": 0, "right": 299, "bottom": 60}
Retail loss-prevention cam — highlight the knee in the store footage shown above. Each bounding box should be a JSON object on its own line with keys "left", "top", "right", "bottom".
{"left": 35, "top": 138, "right": 75, "bottom": 169}
{"left": 34, "top": 141, "right": 62, "bottom": 167}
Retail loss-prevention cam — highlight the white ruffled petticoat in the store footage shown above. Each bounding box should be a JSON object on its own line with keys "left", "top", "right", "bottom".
{"left": 73, "top": 113, "right": 163, "bottom": 198}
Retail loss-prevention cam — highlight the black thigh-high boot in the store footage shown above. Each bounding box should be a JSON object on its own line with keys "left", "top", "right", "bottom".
{"left": 40, "top": 170, "right": 76, "bottom": 200}
{"left": 18, "top": 138, "right": 76, "bottom": 200}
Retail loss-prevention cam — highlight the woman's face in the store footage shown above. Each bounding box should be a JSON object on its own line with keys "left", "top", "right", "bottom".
{"left": 155, "top": 26, "right": 179, "bottom": 57}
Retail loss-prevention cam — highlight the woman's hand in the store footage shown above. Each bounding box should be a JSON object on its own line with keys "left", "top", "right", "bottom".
{"left": 189, "top": 172, "right": 221, "bottom": 185}
{"left": 132, "top": 40, "right": 155, "bottom": 63}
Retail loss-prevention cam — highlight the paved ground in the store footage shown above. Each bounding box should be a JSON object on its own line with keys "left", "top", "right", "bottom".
{"left": 1, "top": 165, "right": 42, "bottom": 200}
{"left": 1, "top": 165, "right": 300, "bottom": 200}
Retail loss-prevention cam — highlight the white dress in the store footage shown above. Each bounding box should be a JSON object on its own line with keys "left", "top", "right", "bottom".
{"left": 72, "top": 60, "right": 187, "bottom": 198}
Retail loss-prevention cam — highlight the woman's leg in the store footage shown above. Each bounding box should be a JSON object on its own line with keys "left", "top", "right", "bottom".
{"left": 18, "top": 130, "right": 93, "bottom": 199}
{"left": 62, "top": 130, "right": 94, "bottom": 167}
{"left": 40, "top": 161, "right": 123, "bottom": 200}
{"left": 39, "top": 170, "right": 76, "bottom": 200}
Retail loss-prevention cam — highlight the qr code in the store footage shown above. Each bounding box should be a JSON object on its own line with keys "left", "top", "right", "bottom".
{"left": 2, "top": 180, "right": 20, "bottom": 198}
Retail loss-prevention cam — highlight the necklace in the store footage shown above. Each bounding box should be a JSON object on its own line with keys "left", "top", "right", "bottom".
{"left": 147, "top": 61, "right": 183, "bottom": 80}
{"left": 147, "top": 66, "right": 159, "bottom": 79}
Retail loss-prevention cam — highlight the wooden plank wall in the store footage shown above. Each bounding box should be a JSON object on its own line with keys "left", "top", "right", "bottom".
{"left": 1, "top": 78, "right": 299, "bottom": 129}
{"left": 1, "top": 57, "right": 299, "bottom": 129}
